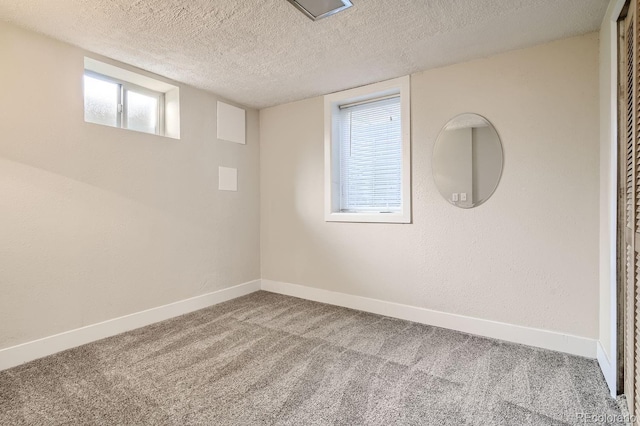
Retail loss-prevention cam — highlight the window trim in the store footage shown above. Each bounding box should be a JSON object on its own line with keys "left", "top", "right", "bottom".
{"left": 83, "top": 57, "right": 180, "bottom": 139}
{"left": 324, "top": 76, "right": 411, "bottom": 223}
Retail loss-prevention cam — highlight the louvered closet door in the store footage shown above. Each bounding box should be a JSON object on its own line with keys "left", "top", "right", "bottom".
{"left": 620, "top": 1, "right": 640, "bottom": 421}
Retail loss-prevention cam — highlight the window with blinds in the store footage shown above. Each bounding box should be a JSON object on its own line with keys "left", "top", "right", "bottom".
{"left": 324, "top": 76, "right": 411, "bottom": 223}
{"left": 338, "top": 96, "right": 402, "bottom": 212}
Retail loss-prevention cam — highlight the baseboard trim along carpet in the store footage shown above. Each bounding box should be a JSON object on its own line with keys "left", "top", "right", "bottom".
{"left": 597, "top": 340, "right": 617, "bottom": 397}
{"left": 1, "top": 291, "right": 619, "bottom": 425}
{"left": 0, "top": 279, "right": 261, "bottom": 372}
{"left": 0, "top": 278, "right": 599, "bottom": 372}
{"left": 261, "top": 279, "right": 598, "bottom": 359}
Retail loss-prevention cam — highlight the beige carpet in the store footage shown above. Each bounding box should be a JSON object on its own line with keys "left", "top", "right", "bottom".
{"left": 0, "top": 291, "right": 622, "bottom": 425}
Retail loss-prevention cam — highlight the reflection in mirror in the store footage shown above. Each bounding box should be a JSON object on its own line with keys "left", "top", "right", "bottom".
{"left": 432, "top": 114, "right": 503, "bottom": 208}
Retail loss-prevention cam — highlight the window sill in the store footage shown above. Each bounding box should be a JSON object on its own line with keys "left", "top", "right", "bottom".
{"left": 324, "top": 212, "right": 410, "bottom": 224}
{"left": 84, "top": 120, "right": 180, "bottom": 140}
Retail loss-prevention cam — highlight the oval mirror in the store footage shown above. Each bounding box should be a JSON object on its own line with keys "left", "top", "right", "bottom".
{"left": 432, "top": 113, "right": 503, "bottom": 208}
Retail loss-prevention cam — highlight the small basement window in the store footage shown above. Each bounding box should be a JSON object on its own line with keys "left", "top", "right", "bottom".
{"left": 83, "top": 58, "right": 180, "bottom": 139}
{"left": 324, "top": 76, "right": 411, "bottom": 223}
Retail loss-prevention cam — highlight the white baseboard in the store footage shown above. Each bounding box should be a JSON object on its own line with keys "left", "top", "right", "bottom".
{"left": 597, "top": 341, "right": 617, "bottom": 397}
{"left": 0, "top": 280, "right": 261, "bottom": 372}
{"left": 261, "top": 279, "right": 597, "bottom": 358}
{"left": 0, "top": 278, "right": 601, "bottom": 373}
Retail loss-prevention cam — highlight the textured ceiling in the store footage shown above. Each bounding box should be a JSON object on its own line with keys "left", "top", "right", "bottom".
{"left": 0, "top": 0, "right": 607, "bottom": 109}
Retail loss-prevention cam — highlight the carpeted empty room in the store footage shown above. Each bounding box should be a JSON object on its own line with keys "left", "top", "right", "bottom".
{"left": 0, "top": 293, "right": 622, "bottom": 425}
{"left": 0, "top": 0, "right": 634, "bottom": 425}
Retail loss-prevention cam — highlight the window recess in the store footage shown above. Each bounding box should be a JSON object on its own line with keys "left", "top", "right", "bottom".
{"left": 83, "top": 58, "right": 180, "bottom": 139}
{"left": 324, "top": 76, "right": 411, "bottom": 223}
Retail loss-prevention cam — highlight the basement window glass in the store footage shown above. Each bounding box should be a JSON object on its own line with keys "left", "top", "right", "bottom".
{"left": 83, "top": 58, "right": 180, "bottom": 139}
{"left": 324, "top": 76, "right": 411, "bottom": 223}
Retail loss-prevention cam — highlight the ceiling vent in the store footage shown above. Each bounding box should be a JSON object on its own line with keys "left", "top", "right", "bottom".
{"left": 286, "top": 0, "right": 353, "bottom": 21}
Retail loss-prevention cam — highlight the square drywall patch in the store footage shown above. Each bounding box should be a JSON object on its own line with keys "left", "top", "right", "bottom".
{"left": 218, "top": 166, "right": 238, "bottom": 191}
{"left": 217, "top": 101, "right": 246, "bottom": 144}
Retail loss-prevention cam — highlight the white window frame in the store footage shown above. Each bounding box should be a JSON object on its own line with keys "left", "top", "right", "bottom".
{"left": 324, "top": 76, "right": 411, "bottom": 223}
{"left": 83, "top": 57, "right": 181, "bottom": 139}
{"left": 84, "top": 70, "right": 165, "bottom": 136}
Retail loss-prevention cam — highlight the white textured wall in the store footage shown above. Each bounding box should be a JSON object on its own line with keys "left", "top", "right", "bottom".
{"left": 0, "top": 22, "right": 260, "bottom": 350}
{"left": 260, "top": 33, "right": 599, "bottom": 338}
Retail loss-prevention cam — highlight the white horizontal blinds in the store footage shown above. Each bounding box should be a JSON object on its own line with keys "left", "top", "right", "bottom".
{"left": 338, "top": 96, "right": 402, "bottom": 212}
